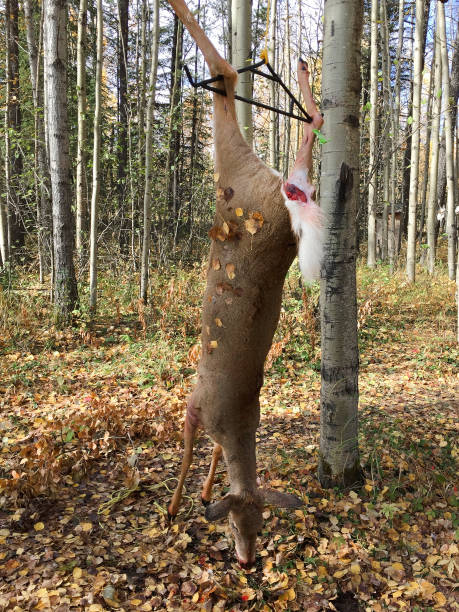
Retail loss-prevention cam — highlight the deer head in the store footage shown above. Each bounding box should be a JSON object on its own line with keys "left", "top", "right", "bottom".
{"left": 205, "top": 489, "right": 302, "bottom": 567}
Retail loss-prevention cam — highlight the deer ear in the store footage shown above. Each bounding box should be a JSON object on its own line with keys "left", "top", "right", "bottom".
{"left": 205, "top": 495, "right": 235, "bottom": 521}
{"left": 260, "top": 489, "right": 303, "bottom": 509}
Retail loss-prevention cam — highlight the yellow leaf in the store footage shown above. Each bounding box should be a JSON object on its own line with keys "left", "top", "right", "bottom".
{"left": 226, "top": 263, "right": 236, "bottom": 279}
{"left": 350, "top": 563, "right": 360, "bottom": 575}
{"left": 80, "top": 522, "right": 93, "bottom": 532}
{"left": 391, "top": 562, "right": 404, "bottom": 572}
{"left": 245, "top": 211, "right": 264, "bottom": 235}
{"left": 222, "top": 221, "right": 229, "bottom": 234}
{"left": 215, "top": 318, "right": 223, "bottom": 327}
{"left": 73, "top": 567, "right": 82, "bottom": 580}
{"left": 34, "top": 522, "right": 44, "bottom": 531}
{"left": 129, "top": 600, "right": 142, "bottom": 606}
{"left": 212, "top": 258, "right": 221, "bottom": 270}
{"left": 432, "top": 592, "right": 446, "bottom": 606}
{"left": 235, "top": 208, "right": 243, "bottom": 216}
{"left": 88, "top": 606, "right": 103, "bottom": 612}
{"left": 214, "top": 173, "right": 220, "bottom": 183}
{"left": 192, "top": 592, "right": 199, "bottom": 603}
{"left": 333, "top": 569, "right": 348, "bottom": 579}
{"left": 36, "top": 588, "right": 48, "bottom": 598}
{"left": 419, "top": 580, "right": 436, "bottom": 598}
{"left": 317, "top": 565, "right": 328, "bottom": 577}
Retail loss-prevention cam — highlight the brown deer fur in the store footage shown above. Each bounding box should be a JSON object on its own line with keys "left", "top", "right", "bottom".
{"left": 166, "top": 0, "right": 324, "bottom": 566}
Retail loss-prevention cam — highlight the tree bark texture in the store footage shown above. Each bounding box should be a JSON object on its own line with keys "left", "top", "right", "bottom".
{"left": 140, "top": 0, "right": 160, "bottom": 304}
{"left": 89, "top": 0, "right": 103, "bottom": 311}
{"left": 437, "top": 2, "right": 457, "bottom": 280}
{"left": 76, "top": 0, "right": 88, "bottom": 266}
{"left": 5, "top": 0, "right": 25, "bottom": 255}
{"left": 24, "top": 0, "right": 53, "bottom": 281}
{"left": 367, "top": 0, "right": 378, "bottom": 268}
{"left": 427, "top": 23, "right": 442, "bottom": 275}
{"left": 44, "top": 0, "right": 78, "bottom": 320}
{"left": 406, "top": 0, "right": 425, "bottom": 283}
{"left": 118, "top": 0, "right": 129, "bottom": 253}
{"left": 319, "top": 0, "right": 363, "bottom": 489}
{"left": 231, "top": 0, "right": 253, "bottom": 145}
{"left": 436, "top": 26, "right": 459, "bottom": 219}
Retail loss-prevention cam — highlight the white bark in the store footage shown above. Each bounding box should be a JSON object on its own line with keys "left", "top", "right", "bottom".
{"left": 231, "top": 0, "right": 252, "bottom": 145}
{"left": 268, "top": 0, "right": 278, "bottom": 169}
{"left": 44, "top": 0, "right": 78, "bottom": 319}
{"left": 140, "top": 0, "right": 160, "bottom": 304}
{"left": 76, "top": 0, "right": 88, "bottom": 266}
{"left": 437, "top": 1, "right": 456, "bottom": 280}
{"left": 427, "top": 22, "right": 442, "bottom": 275}
{"left": 389, "top": 0, "right": 404, "bottom": 271}
{"left": 406, "top": 0, "right": 425, "bottom": 283}
{"left": 89, "top": 0, "right": 103, "bottom": 311}
{"left": 319, "top": 0, "right": 363, "bottom": 488}
{"left": 367, "top": 0, "right": 378, "bottom": 268}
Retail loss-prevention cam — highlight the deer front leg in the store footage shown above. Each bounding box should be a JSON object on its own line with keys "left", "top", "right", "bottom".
{"left": 282, "top": 60, "right": 325, "bottom": 283}
{"left": 168, "top": 415, "right": 198, "bottom": 518}
{"left": 201, "top": 442, "right": 222, "bottom": 506}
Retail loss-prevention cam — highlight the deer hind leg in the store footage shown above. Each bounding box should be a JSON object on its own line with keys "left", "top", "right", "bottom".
{"left": 201, "top": 443, "right": 223, "bottom": 505}
{"left": 168, "top": 416, "right": 198, "bottom": 518}
{"left": 168, "top": 0, "right": 237, "bottom": 81}
{"left": 283, "top": 60, "right": 324, "bottom": 283}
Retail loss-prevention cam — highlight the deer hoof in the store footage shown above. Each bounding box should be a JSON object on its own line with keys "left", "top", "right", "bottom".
{"left": 201, "top": 496, "right": 210, "bottom": 507}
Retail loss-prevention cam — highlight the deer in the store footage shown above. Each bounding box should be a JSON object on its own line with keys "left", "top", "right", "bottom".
{"left": 166, "top": 0, "right": 324, "bottom": 568}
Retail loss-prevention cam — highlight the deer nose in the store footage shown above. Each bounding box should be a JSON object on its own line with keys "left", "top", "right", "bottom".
{"left": 238, "top": 558, "right": 255, "bottom": 569}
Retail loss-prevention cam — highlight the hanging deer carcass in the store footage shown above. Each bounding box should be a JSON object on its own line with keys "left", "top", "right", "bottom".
{"left": 167, "top": 0, "right": 324, "bottom": 567}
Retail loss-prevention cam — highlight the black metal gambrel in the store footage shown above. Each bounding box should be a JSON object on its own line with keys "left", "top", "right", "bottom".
{"left": 183, "top": 58, "right": 313, "bottom": 124}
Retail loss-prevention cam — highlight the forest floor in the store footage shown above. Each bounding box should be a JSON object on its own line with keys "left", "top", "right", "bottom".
{"left": 0, "top": 262, "right": 458, "bottom": 611}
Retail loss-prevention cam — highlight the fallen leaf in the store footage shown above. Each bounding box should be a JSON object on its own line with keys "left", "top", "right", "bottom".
{"left": 226, "top": 263, "right": 235, "bottom": 279}
{"left": 34, "top": 522, "right": 44, "bottom": 531}
{"left": 245, "top": 211, "right": 264, "bottom": 235}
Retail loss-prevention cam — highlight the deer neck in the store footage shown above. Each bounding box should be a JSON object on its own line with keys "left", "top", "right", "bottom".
{"left": 223, "top": 432, "right": 258, "bottom": 496}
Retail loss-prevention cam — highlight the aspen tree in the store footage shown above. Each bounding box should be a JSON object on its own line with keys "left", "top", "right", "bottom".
{"left": 427, "top": 19, "right": 442, "bottom": 276}
{"left": 24, "top": 0, "right": 52, "bottom": 282}
{"left": 437, "top": 1, "right": 456, "bottom": 280}
{"left": 389, "top": 0, "right": 404, "bottom": 270}
{"left": 76, "top": 0, "right": 88, "bottom": 267}
{"left": 367, "top": 0, "right": 378, "bottom": 268}
{"left": 140, "top": 0, "right": 160, "bottom": 304}
{"left": 89, "top": 0, "right": 103, "bottom": 311}
{"left": 319, "top": 0, "right": 363, "bottom": 488}
{"left": 231, "top": 0, "right": 252, "bottom": 145}
{"left": 268, "top": 0, "right": 278, "bottom": 169}
{"left": 44, "top": 0, "right": 78, "bottom": 321}
{"left": 406, "top": 0, "right": 425, "bottom": 283}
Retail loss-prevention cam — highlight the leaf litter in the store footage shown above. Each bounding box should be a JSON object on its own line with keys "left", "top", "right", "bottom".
{"left": 0, "top": 265, "right": 458, "bottom": 610}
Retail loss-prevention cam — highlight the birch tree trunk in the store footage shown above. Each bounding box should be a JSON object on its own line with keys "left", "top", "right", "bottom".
{"left": 89, "top": 0, "right": 103, "bottom": 312}
{"left": 140, "top": 0, "right": 160, "bottom": 304}
{"left": 437, "top": 1, "right": 456, "bottom": 280}
{"left": 231, "top": 0, "right": 252, "bottom": 146}
{"left": 367, "top": 0, "right": 378, "bottom": 268}
{"left": 44, "top": 0, "right": 78, "bottom": 321}
{"left": 76, "top": 0, "right": 88, "bottom": 267}
{"left": 406, "top": 0, "right": 425, "bottom": 283}
{"left": 380, "top": 0, "right": 392, "bottom": 262}
{"left": 268, "top": 0, "right": 278, "bottom": 169}
{"left": 389, "top": 0, "right": 404, "bottom": 271}
{"left": 427, "top": 20, "right": 442, "bottom": 276}
{"left": 319, "top": 0, "right": 363, "bottom": 488}
{"left": 436, "top": 27, "right": 459, "bottom": 221}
